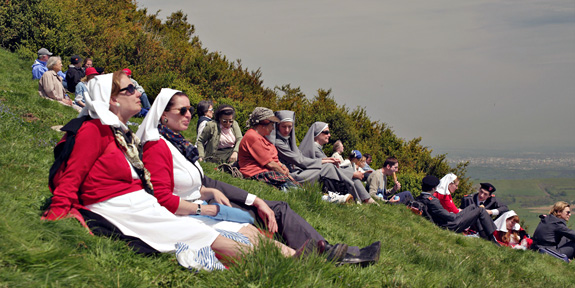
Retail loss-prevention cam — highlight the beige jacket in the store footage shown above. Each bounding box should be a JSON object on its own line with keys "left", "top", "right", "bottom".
{"left": 38, "top": 70, "right": 66, "bottom": 101}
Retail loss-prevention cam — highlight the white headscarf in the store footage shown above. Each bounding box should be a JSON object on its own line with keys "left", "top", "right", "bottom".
{"left": 299, "top": 122, "right": 328, "bottom": 159}
{"left": 78, "top": 73, "right": 122, "bottom": 128}
{"left": 494, "top": 210, "right": 520, "bottom": 232}
{"left": 436, "top": 173, "right": 457, "bottom": 196}
{"left": 136, "top": 88, "right": 181, "bottom": 144}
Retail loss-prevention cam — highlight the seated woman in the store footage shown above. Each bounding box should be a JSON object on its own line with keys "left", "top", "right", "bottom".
{"left": 38, "top": 56, "right": 80, "bottom": 111}
{"left": 74, "top": 67, "right": 99, "bottom": 108}
{"left": 299, "top": 122, "right": 376, "bottom": 204}
{"left": 238, "top": 107, "right": 299, "bottom": 190}
{"left": 195, "top": 100, "right": 213, "bottom": 143}
{"left": 434, "top": 173, "right": 461, "bottom": 214}
{"left": 196, "top": 104, "right": 242, "bottom": 163}
{"left": 531, "top": 201, "right": 575, "bottom": 260}
{"left": 136, "top": 95, "right": 381, "bottom": 264}
{"left": 134, "top": 89, "right": 314, "bottom": 259}
{"left": 493, "top": 210, "right": 532, "bottom": 249}
{"left": 41, "top": 71, "right": 281, "bottom": 272}
{"left": 267, "top": 110, "right": 353, "bottom": 203}
{"left": 331, "top": 140, "right": 351, "bottom": 168}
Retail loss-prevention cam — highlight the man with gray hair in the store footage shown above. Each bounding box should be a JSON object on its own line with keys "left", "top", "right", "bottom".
{"left": 32, "top": 48, "right": 67, "bottom": 89}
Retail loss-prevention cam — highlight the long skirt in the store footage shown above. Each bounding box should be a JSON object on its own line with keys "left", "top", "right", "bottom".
{"left": 86, "top": 190, "right": 249, "bottom": 271}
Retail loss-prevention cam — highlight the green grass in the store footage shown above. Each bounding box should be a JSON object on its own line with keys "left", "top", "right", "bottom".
{"left": 1, "top": 48, "right": 574, "bottom": 287}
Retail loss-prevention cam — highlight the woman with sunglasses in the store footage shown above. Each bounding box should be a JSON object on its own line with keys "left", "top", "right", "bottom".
{"left": 531, "top": 201, "right": 575, "bottom": 260}
{"left": 238, "top": 107, "right": 299, "bottom": 190}
{"left": 267, "top": 110, "right": 354, "bottom": 203}
{"left": 42, "top": 71, "right": 270, "bottom": 272}
{"left": 196, "top": 105, "right": 242, "bottom": 163}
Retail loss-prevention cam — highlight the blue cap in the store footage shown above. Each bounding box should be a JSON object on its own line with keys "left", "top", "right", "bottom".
{"left": 350, "top": 150, "right": 362, "bottom": 160}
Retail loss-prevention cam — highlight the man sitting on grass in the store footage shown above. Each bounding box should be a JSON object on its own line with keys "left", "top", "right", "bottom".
{"left": 417, "top": 175, "right": 500, "bottom": 244}
{"left": 366, "top": 157, "right": 414, "bottom": 205}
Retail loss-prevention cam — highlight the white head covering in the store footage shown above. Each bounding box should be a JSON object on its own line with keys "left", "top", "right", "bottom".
{"left": 78, "top": 73, "right": 122, "bottom": 128}
{"left": 299, "top": 121, "right": 328, "bottom": 159}
{"left": 436, "top": 173, "right": 458, "bottom": 196}
{"left": 135, "top": 88, "right": 181, "bottom": 144}
{"left": 494, "top": 210, "right": 520, "bottom": 232}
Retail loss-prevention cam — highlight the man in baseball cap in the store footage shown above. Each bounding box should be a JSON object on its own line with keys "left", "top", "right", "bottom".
{"left": 32, "top": 48, "right": 53, "bottom": 80}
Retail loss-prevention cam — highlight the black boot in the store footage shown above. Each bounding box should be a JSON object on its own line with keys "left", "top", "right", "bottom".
{"left": 337, "top": 241, "right": 381, "bottom": 267}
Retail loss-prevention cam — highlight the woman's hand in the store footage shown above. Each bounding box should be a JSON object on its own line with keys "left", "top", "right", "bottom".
{"left": 228, "top": 151, "right": 238, "bottom": 163}
{"left": 353, "top": 171, "right": 364, "bottom": 180}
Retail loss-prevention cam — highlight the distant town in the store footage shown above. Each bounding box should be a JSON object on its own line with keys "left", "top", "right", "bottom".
{"left": 447, "top": 152, "right": 575, "bottom": 170}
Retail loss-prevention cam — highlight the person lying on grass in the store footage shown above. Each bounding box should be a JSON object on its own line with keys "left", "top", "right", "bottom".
{"left": 136, "top": 89, "right": 380, "bottom": 266}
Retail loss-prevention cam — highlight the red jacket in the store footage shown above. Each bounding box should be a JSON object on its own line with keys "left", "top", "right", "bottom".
{"left": 142, "top": 139, "right": 180, "bottom": 214}
{"left": 433, "top": 192, "right": 459, "bottom": 214}
{"left": 45, "top": 120, "right": 144, "bottom": 220}
{"left": 494, "top": 229, "right": 533, "bottom": 248}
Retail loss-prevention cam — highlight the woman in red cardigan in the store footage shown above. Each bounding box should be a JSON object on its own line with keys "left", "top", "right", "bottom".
{"left": 42, "top": 71, "right": 262, "bottom": 271}
{"left": 434, "top": 173, "right": 461, "bottom": 214}
{"left": 135, "top": 88, "right": 305, "bottom": 259}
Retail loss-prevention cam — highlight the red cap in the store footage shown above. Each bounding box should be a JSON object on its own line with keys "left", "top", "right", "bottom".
{"left": 85, "top": 67, "right": 99, "bottom": 76}
{"left": 122, "top": 68, "right": 132, "bottom": 76}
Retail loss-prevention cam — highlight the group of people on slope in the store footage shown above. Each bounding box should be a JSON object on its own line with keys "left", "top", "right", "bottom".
{"left": 42, "top": 71, "right": 382, "bottom": 272}
{"left": 418, "top": 174, "right": 574, "bottom": 261}
{"left": 33, "top": 48, "right": 151, "bottom": 115}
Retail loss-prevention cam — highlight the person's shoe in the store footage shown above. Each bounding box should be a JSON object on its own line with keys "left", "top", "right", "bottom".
{"left": 337, "top": 241, "right": 381, "bottom": 267}
{"left": 322, "top": 192, "right": 354, "bottom": 204}
{"left": 318, "top": 241, "right": 348, "bottom": 263}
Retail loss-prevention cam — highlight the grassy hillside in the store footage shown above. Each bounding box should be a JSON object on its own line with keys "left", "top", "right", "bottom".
{"left": 1, "top": 49, "right": 574, "bottom": 287}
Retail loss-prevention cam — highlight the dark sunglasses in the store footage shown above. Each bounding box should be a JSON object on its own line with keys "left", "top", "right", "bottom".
{"left": 320, "top": 130, "right": 331, "bottom": 135}
{"left": 172, "top": 106, "right": 195, "bottom": 116}
{"left": 119, "top": 84, "right": 136, "bottom": 95}
{"left": 220, "top": 119, "right": 233, "bottom": 124}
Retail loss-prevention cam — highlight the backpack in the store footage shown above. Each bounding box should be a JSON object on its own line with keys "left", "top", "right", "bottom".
{"left": 48, "top": 116, "right": 91, "bottom": 191}
{"left": 408, "top": 194, "right": 433, "bottom": 223}
{"left": 319, "top": 176, "right": 357, "bottom": 199}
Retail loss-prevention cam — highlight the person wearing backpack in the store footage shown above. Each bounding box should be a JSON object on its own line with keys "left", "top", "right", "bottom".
{"left": 42, "top": 71, "right": 280, "bottom": 271}
{"left": 417, "top": 176, "right": 499, "bottom": 244}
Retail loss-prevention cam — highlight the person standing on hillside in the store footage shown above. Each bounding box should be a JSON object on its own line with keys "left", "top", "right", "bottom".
{"left": 460, "top": 183, "right": 508, "bottom": 218}
{"left": 366, "top": 157, "right": 414, "bottom": 205}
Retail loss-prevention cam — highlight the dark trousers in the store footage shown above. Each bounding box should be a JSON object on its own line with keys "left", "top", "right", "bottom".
{"left": 203, "top": 177, "right": 325, "bottom": 249}
{"left": 445, "top": 205, "right": 496, "bottom": 240}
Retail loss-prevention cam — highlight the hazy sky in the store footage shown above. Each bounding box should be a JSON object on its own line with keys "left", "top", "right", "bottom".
{"left": 137, "top": 0, "right": 575, "bottom": 153}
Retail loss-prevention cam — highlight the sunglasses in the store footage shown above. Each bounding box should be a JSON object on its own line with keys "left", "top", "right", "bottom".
{"left": 320, "top": 131, "right": 331, "bottom": 135}
{"left": 172, "top": 106, "right": 195, "bottom": 116}
{"left": 566, "top": 210, "right": 572, "bottom": 215}
{"left": 220, "top": 119, "right": 233, "bottom": 124}
{"left": 119, "top": 84, "right": 136, "bottom": 95}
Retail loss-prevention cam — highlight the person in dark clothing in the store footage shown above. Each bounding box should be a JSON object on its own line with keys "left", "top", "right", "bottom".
{"left": 531, "top": 201, "right": 575, "bottom": 259}
{"left": 418, "top": 176, "right": 498, "bottom": 243}
{"left": 460, "top": 183, "right": 508, "bottom": 218}
{"left": 65, "top": 55, "right": 85, "bottom": 93}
